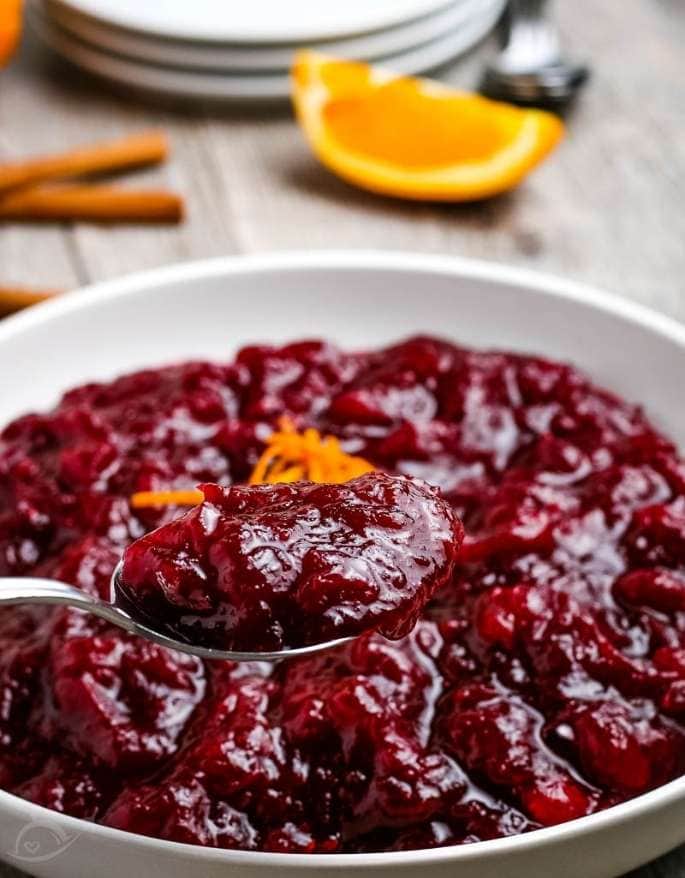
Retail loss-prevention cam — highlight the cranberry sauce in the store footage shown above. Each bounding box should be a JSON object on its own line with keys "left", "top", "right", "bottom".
{"left": 119, "top": 474, "right": 463, "bottom": 652}
{"left": 1, "top": 336, "right": 684, "bottom": 852}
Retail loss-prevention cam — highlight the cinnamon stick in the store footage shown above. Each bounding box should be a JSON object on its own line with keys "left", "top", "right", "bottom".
{"left": 0, "top": 286, "right": 59, "bottom": 317}
{"left": 0, "top": 184, "right": 184, "bottom": 223}
{"left": 0, "top": 131, "right": 169, "bottom": 195}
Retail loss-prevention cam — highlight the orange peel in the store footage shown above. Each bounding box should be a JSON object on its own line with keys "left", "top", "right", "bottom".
{"left": 292, "top": 50, "right": 564, "bottom": 202}
{"left": 129, "top": 419, "right": 375, "bottom": 509}
{"left": 0, "top": 0, "right": 22, "bottom": 68}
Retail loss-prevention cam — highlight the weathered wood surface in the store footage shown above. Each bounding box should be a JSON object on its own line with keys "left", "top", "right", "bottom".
{"left": 0, "top": 0, "right": 684, "bottom": 875}
{"left": 1, "top": 0, "right": 684, "bottom": 318}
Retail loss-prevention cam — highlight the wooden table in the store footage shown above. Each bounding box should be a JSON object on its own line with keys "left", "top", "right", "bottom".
{"left": 0, "top": 1, "right": 684, "bottom": 875}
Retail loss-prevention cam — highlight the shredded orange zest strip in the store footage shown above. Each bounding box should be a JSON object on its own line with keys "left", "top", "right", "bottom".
{"left": 129, "top": 418, "right": 375, "bottom": 509}
{"left": 248, "top": 417, "right": 375, "bottom": 485}
{"left": 130, "top": 489, "right": 204, "bottom": 509}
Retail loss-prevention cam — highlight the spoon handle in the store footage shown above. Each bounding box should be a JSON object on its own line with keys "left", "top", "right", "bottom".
{"left": 0, "top": 577, "right": 138, "bottom": 632}
{"left": 0, "top": 575, "right": 355, "bottom": 662}
{"left": 499, "top": 0, "right": 559, "bottom": 72}
{"left": 508, "top": 0, "right": 550, "bottom": 20}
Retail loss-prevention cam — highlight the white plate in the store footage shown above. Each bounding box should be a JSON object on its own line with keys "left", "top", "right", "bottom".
{"left": 43, "top": 0, "right": 489, "bottom": 73}
{"left": 0, "top": 251, "right": 684, "bottom": 878}
{"left": 32, "top": 0, "right": 505, "bottom": 102}
{"left": 47, "top": 0, "right": 457, "bottom": 44}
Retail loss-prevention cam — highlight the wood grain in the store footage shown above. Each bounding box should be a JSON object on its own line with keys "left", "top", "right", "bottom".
{"left": 0, "top": 1, "right": 684, "bottom": 875}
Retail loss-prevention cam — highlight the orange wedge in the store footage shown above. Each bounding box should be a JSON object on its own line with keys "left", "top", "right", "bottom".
{"left": 292, "top": 51, "right": 564, "bottom": 202}
{"left": 0, "top": 0, "right": 22, "bottom": 67}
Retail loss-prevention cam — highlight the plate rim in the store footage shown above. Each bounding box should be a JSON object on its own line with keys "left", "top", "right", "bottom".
{"left": 44, "top": 0, "right": 461, "bottom": 45}
{"left": 31, "top": 1, "right": 505, "bottom": 100}
{"left": 42, "top": 0, "right": 493, "bottom": 73}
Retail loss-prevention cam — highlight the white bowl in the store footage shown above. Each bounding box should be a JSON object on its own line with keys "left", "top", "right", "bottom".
{"left": 0, "top": 251, "right": 684, "bottom": 878}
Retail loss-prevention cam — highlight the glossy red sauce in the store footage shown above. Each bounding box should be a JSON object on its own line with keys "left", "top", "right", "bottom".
{"left": 1, "top": 336, "right": 684, "bottom": 852}
{"left": 119, "top": 474, "right": 463, "bottom": 652}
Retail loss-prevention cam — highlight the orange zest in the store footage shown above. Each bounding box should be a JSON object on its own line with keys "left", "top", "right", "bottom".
{"left": 130, "top": 489, "right": 204, "bottom": 509}
{"left": 291, "top": 51, "right": 564, "bottom": 202}
{"left": 248, "top": 417, "right": 374, "bottom": 485}
{"left": 0, "top": 0, "right": 22, "bottom": 68}
{"left": 129, "top": 419, "right": 375, "bottom": 509}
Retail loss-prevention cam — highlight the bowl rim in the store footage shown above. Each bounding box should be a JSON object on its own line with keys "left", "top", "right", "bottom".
{"left": 2, "top": 249, "right": 684, "bottom": 351}
{"left": 1, "top": 248, "right": 685, "bottom": 868}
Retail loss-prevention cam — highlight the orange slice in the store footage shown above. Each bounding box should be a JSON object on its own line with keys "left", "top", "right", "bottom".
{"left": 292, "top": 51, "right": 564, "bottom": 202}
{"left": 0, "top": 0, "right": 22, "bottom": 67}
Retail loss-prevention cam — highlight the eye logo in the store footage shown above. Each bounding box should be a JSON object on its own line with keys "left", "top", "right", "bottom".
{"left": 8, "top": 820, "right": 79, "bottom": 863}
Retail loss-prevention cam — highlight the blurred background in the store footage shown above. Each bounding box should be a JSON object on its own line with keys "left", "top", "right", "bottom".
{"left": 0, "top": 0, "right": 683, "bottom": 323}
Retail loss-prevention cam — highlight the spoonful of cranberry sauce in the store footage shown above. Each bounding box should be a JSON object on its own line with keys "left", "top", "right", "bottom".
{"left": 0, "top": 473, "right": 463, "bottom": 661}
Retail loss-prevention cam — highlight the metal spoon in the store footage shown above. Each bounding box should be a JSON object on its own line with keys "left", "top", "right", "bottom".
{"left": 0, "top": 562, "right": 354, "bottom": 662}
{"left": 481, "top": 0, "right": 589, "bottom": 108}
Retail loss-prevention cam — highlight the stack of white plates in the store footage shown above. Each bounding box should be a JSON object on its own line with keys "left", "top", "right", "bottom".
{"left": 31, "top": 0, "right": 507, "bottom": 103}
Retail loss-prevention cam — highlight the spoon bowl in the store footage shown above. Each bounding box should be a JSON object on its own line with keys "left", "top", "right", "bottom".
{"left": 0, "top": 562, "right": 355, "bottom": 661}
{"left": 481, "top": 60, "right": 589, "bottom": 108}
